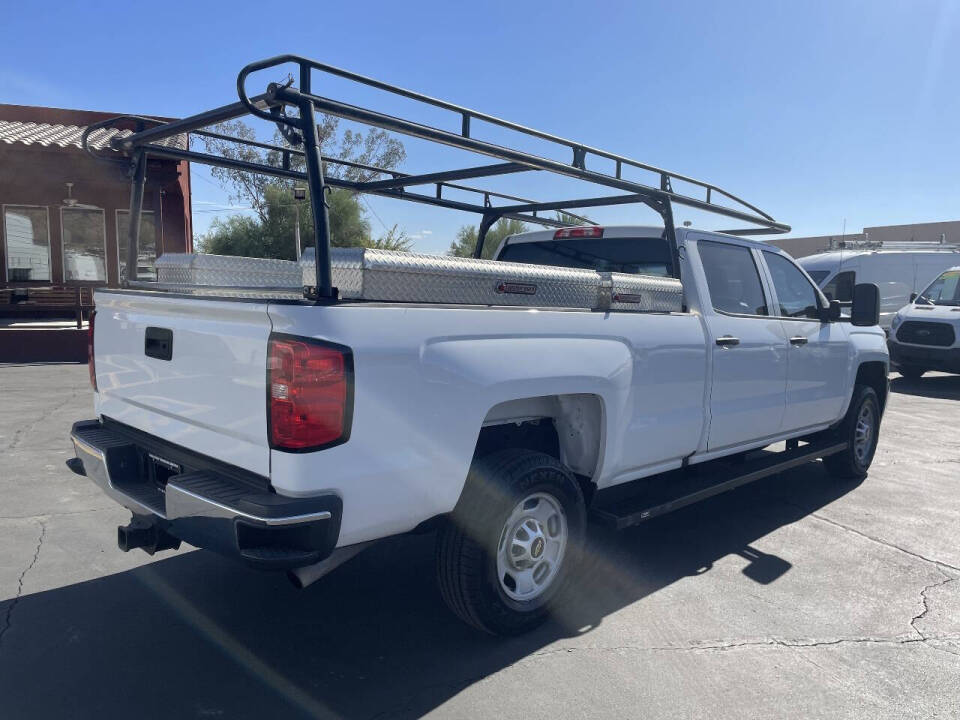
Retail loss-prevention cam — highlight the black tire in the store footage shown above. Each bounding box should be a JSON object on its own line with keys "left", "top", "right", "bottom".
{"left": 898, "top": 365, "right": 926, "bottom": 380}
{"left": 436, "top": 448, "right": 586, "bottom": 635}
{"left": 823, "top": 384, "right": 881, "bottom": 480}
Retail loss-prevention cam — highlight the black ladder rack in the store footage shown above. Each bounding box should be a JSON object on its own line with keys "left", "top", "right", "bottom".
{"left": 82, "top": 53, "right": 791, "bottom": 303}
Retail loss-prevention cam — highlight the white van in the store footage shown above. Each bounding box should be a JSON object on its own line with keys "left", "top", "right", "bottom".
{"left": 799, "top": 243, "right": 960, "bottom": 329}
{"left": 888, "top": 267, "right": 960, "bottom": 377}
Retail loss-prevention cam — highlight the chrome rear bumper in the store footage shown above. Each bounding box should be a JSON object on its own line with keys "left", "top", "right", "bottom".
{"left": 70, "top": 419, "right": 342, "bottom": 569}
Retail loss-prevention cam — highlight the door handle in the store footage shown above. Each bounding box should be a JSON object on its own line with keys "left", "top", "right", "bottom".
{"left": 715, "top": 335, "right": 740, "bottom": 347}
{"left": 789, "top": 336, "right": 808, "bottom": 346}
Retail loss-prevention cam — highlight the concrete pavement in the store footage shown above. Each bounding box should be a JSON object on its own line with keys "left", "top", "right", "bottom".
{"left": 1, "top": 364, "right": 958, "bottom": 719}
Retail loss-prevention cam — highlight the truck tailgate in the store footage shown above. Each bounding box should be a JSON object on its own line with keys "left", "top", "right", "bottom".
{"left": 93, "top": 291, "right": 273, "bottom": 477}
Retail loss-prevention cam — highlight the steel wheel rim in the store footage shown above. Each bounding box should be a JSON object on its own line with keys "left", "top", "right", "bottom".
{"left": 496, "top": 492, "right": 568, "bottom": 602}
{"left": 854, "top": 402, "right": 875, "bottom": 464}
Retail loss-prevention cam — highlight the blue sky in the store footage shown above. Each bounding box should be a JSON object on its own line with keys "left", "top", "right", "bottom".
{"left": 2, "top": 0, "right": 957, "bottom": 254}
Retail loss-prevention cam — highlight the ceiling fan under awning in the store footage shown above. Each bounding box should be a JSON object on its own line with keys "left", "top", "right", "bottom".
{"left": 61, "top": 182, "right": 100, "bottom": 210}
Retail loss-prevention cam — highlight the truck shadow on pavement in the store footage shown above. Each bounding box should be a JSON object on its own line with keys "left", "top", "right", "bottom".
{"left": 0, "top": 464, "right": 859, "bottom": 720}
{"left": 890, "top": 373, "right": 960, "bottom": 401}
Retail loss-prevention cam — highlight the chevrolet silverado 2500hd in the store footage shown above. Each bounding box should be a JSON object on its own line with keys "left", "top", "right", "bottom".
{"left": 69, "top": 55, "right": 888, "bottom": 635}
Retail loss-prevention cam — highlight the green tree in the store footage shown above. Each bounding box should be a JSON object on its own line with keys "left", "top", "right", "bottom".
{"left": 555, "top": 211, "right": 590, "bottom": 226}
{"left": 196, "top": 117, "right": 409, "bottom": 258}
{"left": 448, "top": 218, "right": 529, "bottom": 260}
{"left": 447, "top": 212, "right": 590, "bottom": 260}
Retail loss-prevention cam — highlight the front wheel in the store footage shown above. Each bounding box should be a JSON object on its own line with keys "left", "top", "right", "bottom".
{"left": 823, "top": 385, "right": 881, "bottom": 480}
{"left": 436, "top": 449, "right": 586, "bottom": 635}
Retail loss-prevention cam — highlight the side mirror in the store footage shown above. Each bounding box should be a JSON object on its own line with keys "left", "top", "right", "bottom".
{"left": 851, "top": 283, "right": 880, "bottom": 327}
{"left": 909, "top": 292, "right": 918, "bottom": 303}
{"left": 818, "top": 299, "right": 842, "bottom": 321}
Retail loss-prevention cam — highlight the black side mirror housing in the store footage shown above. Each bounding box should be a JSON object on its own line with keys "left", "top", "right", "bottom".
{"left": 909, "top": 292, "right": 918, "bottom": 303}
{"left": 851, "top": 283, "right": 880, "bottom": 327}
{"left": 818, "top": 299, "right": 842, "bottom": 322}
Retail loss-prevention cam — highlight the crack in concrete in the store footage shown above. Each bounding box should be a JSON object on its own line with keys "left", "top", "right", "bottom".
{"left": 525, "top": 634, "right": 960, "bottom": 660}
{"left": 0, "top": 520, "right": 45, "bottom": 653}
{"left": 3, "top": 385, "right": 82, "bottom": 452}
{"left": 750, "top": 491, "right": 960, "bottom": 660}
{"left": 910, "top": 575, "right": 956, "bottom": 640}
{"left": 0, "top": 507, "right": 116, "bottom": 521}
{"left": 368, "top": 629, "right": 960, "bottom": 718}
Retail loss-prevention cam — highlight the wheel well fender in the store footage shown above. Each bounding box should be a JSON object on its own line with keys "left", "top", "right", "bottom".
{"left": 475, "top": 394, "right": 604, "bottom": 482}
{"left": 855, "top": 361, "right": 888, "bottom": 413}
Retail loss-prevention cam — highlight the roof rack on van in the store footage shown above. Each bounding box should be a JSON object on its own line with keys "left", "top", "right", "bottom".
{"left": 828, "top": 236, "right": 959, "bottom": 252}
{"left": 82, "top": 54, "right": 791, "bottom": 303}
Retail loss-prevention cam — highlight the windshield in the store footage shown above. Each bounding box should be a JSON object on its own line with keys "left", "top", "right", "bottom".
{"left": 497, "top": 236, "right": 672, "bottom": 276}
{"left": 806, "top": 269, "right": 830, "bottom": 285}
{"left": 916, "top": 269, "right": 960, "bottom": 306}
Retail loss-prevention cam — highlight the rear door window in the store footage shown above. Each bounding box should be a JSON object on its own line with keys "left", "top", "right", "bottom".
{"left": 698, "top": 241, "right": 768, "bottom": 316}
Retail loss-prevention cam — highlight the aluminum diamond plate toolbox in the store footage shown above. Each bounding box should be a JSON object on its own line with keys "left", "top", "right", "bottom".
{"left": 607, "top": 272, "right": 685, "bottom": 313}
{"left": 156, "top": 253, "right": 302, "bottom": 289}
{"left": 151, "top": 250, "right": 682, "bottom": 311}
{"left": 302, "top": 248, "right": 682, "bottom": 312}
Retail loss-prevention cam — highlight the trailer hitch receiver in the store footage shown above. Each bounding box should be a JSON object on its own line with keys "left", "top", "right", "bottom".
{"left": 117, "top": 517, "right": 181, "bottom": 555}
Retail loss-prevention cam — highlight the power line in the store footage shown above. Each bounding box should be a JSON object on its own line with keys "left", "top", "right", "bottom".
{"left": 362, "top": 196, "right": 390, "bottom": 233}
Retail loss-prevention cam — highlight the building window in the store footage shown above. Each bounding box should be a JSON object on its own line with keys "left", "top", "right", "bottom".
{"left": 3, "top": 206, "right": 51, "bottom": 282}
{"left": 116, "top": 210, "right": 158, "bottom": 282}
{"left": 62, "top": 207, "right": 107, "bottom": 282}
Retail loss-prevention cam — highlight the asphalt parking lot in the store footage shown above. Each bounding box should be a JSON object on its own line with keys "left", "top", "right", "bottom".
{"left": 1, "top": 363, "right": 958, "bottom": 719}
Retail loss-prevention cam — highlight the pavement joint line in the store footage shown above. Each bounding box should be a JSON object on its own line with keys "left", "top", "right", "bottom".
{"left": 757, "top": 489, "right": 960, "bottom": 574}
{"left": 806, "top": 511, "right": 960, "bottom": 574}
{"left": 0, "top": 519, "right": 46, "bottom": 654}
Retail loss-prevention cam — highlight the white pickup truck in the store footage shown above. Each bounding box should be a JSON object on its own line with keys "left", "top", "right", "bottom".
{"left": 70, "top": 55, "right": 889, "bottom": 634}
{"left": 70, "top": 225, "right": 888, "bottom": 634}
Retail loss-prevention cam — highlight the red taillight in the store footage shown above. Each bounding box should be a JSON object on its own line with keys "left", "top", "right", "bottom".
{"left": 553, "top": 226, "right": 603, "bottom": 239}
{"left": 267, "top": 335, "right": 353, "bottom": 451}
{"left": 88, "top": 310, "right": 97, "bottom": 391}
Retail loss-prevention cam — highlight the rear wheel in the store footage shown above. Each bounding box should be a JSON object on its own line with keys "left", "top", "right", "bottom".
{"left": 436, "top": 449, "right": 585, "bottom": 635}
{"left": 823, "top": 385, "right": 881, "bottom": 480}
{"left": 898, "top": 365, "right": 926, "bottom": 379}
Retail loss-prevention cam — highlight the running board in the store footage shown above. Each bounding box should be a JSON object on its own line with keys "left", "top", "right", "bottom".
{"left": 590, "top": 440, "right": 848, "bottom": 530}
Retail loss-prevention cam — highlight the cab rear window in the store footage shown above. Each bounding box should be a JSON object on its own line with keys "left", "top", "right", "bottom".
{"left": 497, "top": 237, "right": 672, "bottom": 276}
